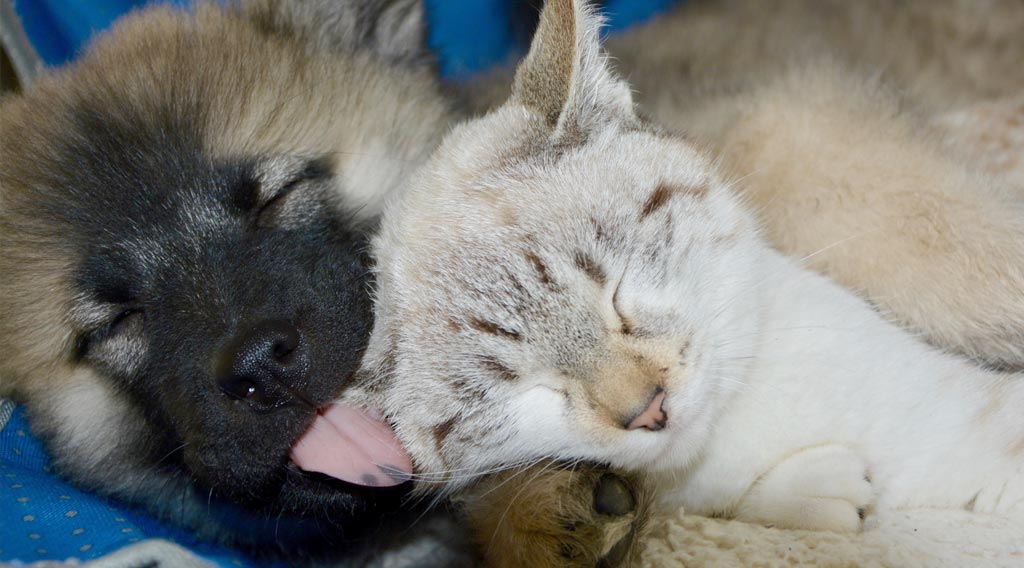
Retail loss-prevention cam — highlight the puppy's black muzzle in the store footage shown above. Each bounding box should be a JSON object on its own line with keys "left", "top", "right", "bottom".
{"left": 216, "top": 319, "right": 315, "bottom": 412}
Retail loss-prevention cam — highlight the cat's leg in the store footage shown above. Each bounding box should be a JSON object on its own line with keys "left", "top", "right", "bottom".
{"left": 735, "top": 444, "right": 874, "bottom": 532}
{"left": 458, "top": 462, "right": 651, "bottom": 568}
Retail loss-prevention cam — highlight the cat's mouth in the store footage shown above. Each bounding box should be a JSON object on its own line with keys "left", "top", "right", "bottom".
{"left": 289, "top": 403, "right": 414, "bottom": 487}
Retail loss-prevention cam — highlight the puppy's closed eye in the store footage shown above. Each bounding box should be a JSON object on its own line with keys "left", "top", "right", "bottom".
{"left": 233, "top": 156, "right": 334, "bottom": 227}
{"left": 75, "top": 306, "right": 145, "bottom": 365}
{"left": 232, "top": 175, "right": 303, "bottom": 225}
{"left": 255, "top": 178, "right": 300, "bottom": 223}
{"left": 101, "top": 308, "right": 144, "bottom": 339}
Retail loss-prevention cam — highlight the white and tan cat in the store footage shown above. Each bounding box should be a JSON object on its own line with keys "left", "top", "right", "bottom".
{"left": 606, "top": 0, "right": 1024, "bottom": 371}
{"left": 350, "top": 0, "right": 1024, "bottom": 565}
{"left": 465, "top": 0, "right": 1024, "bottom": 371}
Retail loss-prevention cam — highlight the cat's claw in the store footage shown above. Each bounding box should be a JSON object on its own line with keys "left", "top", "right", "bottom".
{"left": 459, "top": 462, "right": 650, "bottom": 567}
{"left": 736, "top": 444, "right": 875, "bottom": 532}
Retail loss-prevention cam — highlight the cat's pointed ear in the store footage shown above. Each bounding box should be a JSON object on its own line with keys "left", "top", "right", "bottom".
{"left": 512, "top": 0, "right": 634, "bottom": 138}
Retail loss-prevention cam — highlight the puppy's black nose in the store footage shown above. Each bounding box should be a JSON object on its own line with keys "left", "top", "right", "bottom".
{"left": 216, "top": 320, "right": 309, "bottom": 410}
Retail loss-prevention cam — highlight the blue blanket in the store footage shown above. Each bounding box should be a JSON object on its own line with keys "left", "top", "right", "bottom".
{"left": 0, "top": 400, "right": 257, "bottom": 566}
{"left": 14, "top": 0, "right": 678, "bottom": 75}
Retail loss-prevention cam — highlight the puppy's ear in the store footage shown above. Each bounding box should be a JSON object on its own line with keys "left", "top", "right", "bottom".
{"left": 364, "top": 0, "right": 427, "bottom": 63}
{"left": 246, "top": 0, "right": 429, "bottom": 65}
{"left": 512, "top": 0, "right": 634, "bottom": 139}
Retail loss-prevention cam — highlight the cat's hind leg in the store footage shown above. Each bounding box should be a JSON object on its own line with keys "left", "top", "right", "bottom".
{"left": 735, "top": 444, "right": 875, "bottom": 532}
{"left": 459, "top": 462, "right": 651, "bottom": 568}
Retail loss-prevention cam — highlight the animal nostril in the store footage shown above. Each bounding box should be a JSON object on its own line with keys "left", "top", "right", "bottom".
{"left": 221, "top": 378, "right": 260, "bottom": 402}
{"left": 216, "top": 319, "right": 307, "bottom": 410}
{"left": 272, "top": 338, "right": 295, "bottom": 363}
{"left": 624, "top": 388, "right": 668, "bottom": 431}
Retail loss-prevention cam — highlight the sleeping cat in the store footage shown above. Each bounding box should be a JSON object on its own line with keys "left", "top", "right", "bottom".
{"left": 604, "top": 0, "right": 1024, "bottom": 371}
{"left": 350, "top": 0, "right": 1024, "bottom": 564}
{"left": 462, "top": 0, "right": 1024, "bottom": 372}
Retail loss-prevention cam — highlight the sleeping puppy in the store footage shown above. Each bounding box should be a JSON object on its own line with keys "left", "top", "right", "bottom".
{"left": 0, "top": 0, "right": 463, "bottom": 558}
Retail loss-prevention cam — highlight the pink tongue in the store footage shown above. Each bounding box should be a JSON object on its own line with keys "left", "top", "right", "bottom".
{"left": 290, "top": 403, "right": 413, "bottom": 487}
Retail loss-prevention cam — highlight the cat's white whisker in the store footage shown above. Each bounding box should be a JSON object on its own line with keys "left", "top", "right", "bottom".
{"left": 487, "top": 458, "right": 566, "bottom": 552}
{"left": 399, "top": 458, "right": 547, "bottom": 484}
{"left": 797, "top": 229, "right": 880, "bottom": 264}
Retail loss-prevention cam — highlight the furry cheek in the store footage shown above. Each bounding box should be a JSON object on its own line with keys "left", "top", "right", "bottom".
{"left": 507, "top": 384, "right": 665, "bottom": 467}
{"left": 506, "top": 386, "right": 580, "bottom": 455}
{"left": 35, "top": 367, "right": 151, "bottom": 482}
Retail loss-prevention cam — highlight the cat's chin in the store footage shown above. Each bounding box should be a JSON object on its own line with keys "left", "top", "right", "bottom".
{"left": 632, "top": 391, "right": 720, "bottom": 474}
{"left": 621, "top": 435, "right": 700, "bottom": 476}
{"left": 594, "top": 423, "right": 687, "bottom": 474}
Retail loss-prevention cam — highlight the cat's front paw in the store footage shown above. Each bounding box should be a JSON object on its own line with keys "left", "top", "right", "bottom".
{"left": 736, "top": 444, "right": 874, "bottom": 532}
{"left": 458, "top": 462, "right": 651, "bottom": 567}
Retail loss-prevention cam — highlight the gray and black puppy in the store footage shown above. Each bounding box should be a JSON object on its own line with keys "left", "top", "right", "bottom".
{"left": 0, "top": 0, "right": 463, "bottom": 560}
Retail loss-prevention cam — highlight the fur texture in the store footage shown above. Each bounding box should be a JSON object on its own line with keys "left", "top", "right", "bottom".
{"left": 0, "top": 0, "right": 459, "bottom": 557}
{"left": 354, "top": 0, "right": 1024, "bottom": 564}
{"left": 4, "top": 0, "right": 1022, "bottom": 564}
{"left": 607, "top": 0, "right": 1024, "bottom": 370}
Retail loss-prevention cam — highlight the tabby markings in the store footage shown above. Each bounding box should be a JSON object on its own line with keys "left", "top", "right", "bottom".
{"left": 469, "top": 317, "right": 522, "bottom": 341}
{"left": 641, "top": 184, "right": 675, "bottom": 219}
{"left": 433, "top": 417, "right": 458, "bottom": 453}
{"left": 525, "top": 250, "right": 555, "bottom": 287}
{"left": 640, "top": 182, "right": 710, "bottom": 220}
{"left": 574, "top": 251, "right": 606, "bottom": 284}
{"left": 480, "top": 356, "right": 518, "bottom": 381}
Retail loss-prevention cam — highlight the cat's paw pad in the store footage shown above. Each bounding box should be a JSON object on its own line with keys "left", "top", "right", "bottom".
{"left": 459, "top": 462, "right": 651, "bottom": 567}
{"left": 738, "top": 444, "right": 874, "bottom": 532}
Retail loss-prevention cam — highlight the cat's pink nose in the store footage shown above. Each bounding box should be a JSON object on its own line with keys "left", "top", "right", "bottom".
{"left": 626, "top": 390, "right": 667, "bottom": 431}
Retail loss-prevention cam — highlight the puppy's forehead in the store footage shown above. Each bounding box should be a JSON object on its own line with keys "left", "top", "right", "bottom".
{"left": 54, "top": 119, "right": 225, "bottom": 245}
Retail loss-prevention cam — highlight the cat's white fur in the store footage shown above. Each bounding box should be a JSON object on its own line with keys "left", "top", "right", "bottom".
{"left": 661, "top": 249, "right": 1023, "bottom": 527}
{"left": 354, "top": 0, "right": 1024, "bottom": 531}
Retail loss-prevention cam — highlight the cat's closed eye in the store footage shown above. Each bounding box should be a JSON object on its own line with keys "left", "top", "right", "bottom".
{"left": 612, "top": 278, "right": 637, "bottom": 336}
{"left": 479, "top": 355, "right": 518, "bottom": 382}
{"left": 469, "top": 318, "right": 522, "bottom": 341}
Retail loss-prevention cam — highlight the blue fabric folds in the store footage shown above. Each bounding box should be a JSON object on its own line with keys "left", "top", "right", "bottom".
{"left": 0, "top": 403, "right": 256, "bottom": 566}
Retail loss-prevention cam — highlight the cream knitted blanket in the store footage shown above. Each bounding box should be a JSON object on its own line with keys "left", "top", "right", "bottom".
{"left": 642, "top": 509, "right": 1024, "bottom": 567}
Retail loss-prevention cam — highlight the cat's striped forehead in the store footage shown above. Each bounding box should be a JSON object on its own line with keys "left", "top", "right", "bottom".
{"left": 380, "top": 125, "right": 749, "bottom": 371}
{"left": 444, "top": 125, "right": 735, "bottom": 250}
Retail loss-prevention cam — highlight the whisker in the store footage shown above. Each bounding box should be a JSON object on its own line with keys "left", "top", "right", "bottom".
{"left": 487, "top": 458, "right": 565, "bottom": 553}
{"left": 798, "top": 229, "right": 880, "bottom": 264}
{"left": 397, "top": 458, "right": 549, "bottom": 482}
{"left": 403, "top": 456, "right": 549, "bottom": 528}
